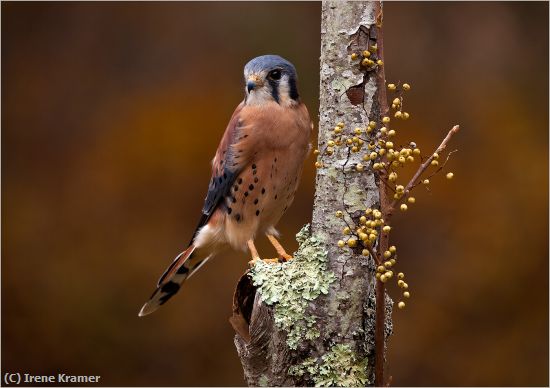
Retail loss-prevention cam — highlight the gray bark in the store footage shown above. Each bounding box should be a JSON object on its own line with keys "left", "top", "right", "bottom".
{"left": 232, "top": 2, "right": 392, "bottom": 386}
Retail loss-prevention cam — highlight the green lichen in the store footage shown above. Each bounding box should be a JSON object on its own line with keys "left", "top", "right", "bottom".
{"left": 288, "top": 344, "right": 370, "bottom": 387}
{"left": 249, "top": 224, "right": 336, "bottom": 350}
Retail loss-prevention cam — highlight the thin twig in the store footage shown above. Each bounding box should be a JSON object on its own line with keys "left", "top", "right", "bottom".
{"left": 390, "top": 125, "right": 460, "bottom": 208}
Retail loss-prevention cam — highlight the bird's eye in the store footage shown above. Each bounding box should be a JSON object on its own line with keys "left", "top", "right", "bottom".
{"left": 268, "top": 69, "right": 282, "bottom": 80}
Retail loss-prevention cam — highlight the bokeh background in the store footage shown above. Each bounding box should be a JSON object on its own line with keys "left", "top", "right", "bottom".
{"left": 2, "top": 2, "right": 548, "bottom": 386}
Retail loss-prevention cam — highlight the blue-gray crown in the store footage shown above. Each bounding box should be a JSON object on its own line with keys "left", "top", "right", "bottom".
{"left": 244, "top": 55, "right": 297, "bottom": 79}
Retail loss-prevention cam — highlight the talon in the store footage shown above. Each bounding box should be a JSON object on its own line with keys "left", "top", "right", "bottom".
{"left": 280, "top": 253, "right": 293, "bottom": 262}
{"left": 248, "top": 256, "right": 261, "bottom": 267}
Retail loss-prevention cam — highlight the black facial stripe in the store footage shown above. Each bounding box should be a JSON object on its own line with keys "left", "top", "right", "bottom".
{"left": 268, "top": 78, "right": 280, "bottom": 104}
{"left": 288, "top": 76, "right": 299, "bottom": 101}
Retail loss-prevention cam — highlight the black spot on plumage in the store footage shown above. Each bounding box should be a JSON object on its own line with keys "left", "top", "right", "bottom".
{"left": 274, "top": 157, "right": 278, "bottom": 163}
{"left": 253, "top": 169, "right": 257, "bottom": 175}
{"left": 254, "top": 198, "right": 258, "bottom": 205}
{"left": 244, "top": 134, "right": 249, "bottom": 138}
{"left": 275, "top": 195, "right": 278, "bottom": 200}
{"left": 161, "top": 281, "right": 180, "bottom": 295}
{"left": 256, "top": 210, "right": 260, "bottom": 216}
{"left": 232, "top": 196, "right": 237, "bottom": 203}
{"left": 244, "top": 191, "right": 249, "bottom": 197}
{"left": 227, "top": 207, "right": 232, "bottom": 214}
{"left": 252, "top": 164, "right": 257, "bottom": 169}
{"left": 254, "top": 177, "right": 259, "bottom": 183}
{"left": 223, "top": 173, "right": 227, "bottom": 179}
{"left": 249, "top": 184, "right": 254, "bottom": 191}
{"left": 236, "top": 214, "right": 241, "bottom": 222}
{"left": 262, "top": 188, "right": 266, "bottom": 194}
{"left": 238, "top": 178, "right": 243, "bottom": 184}
{"left": 234, "top": 185, "right": 239, "bottom": 191}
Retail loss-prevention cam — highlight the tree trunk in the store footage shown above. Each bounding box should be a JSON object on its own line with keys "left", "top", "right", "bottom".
{"left": 231, "top": 1, "right": 392, "bottom": 386}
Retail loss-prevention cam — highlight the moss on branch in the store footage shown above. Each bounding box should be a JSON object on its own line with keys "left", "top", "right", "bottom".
{"left": 248, "top": 224, "right": 336, "bottom": 350}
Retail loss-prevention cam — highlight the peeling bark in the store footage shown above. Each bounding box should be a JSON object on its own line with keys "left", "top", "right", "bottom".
{"left": 232, "top": 2, "right": 392, "bottom": 386}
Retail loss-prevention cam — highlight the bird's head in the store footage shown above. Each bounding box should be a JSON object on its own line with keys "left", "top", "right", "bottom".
{"left": 243, "top": 55, "right": 300, "bottom": 107}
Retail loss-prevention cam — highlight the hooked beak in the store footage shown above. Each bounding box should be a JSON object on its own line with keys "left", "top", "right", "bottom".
{"left": 246, "top": 74, "right": 263, "bottom": 93}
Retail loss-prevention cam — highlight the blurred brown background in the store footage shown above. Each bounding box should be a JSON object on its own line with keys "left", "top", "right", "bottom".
{"left": 2, "top": 2, "right": 548, "bottom": 386}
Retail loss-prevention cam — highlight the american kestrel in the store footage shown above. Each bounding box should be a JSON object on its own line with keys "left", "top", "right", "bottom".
{"left": 139, "top": 55, "right": 312, "bottom": 316}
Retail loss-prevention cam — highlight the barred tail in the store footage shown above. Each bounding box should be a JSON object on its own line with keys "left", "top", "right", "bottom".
{"left": 138, "top": 245, "right": 212, "bottom": 317}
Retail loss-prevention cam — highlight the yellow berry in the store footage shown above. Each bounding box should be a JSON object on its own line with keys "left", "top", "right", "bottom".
{"left": 431, "top": 160, "right": 439, "bottom": 167}
{"left": 351, "top": 146, "right": 359, "bottom": 153}
{"left": 370, "top": 44, "right": 378, "bottom": 52}
{"left": 370, "top": 151, "right": 378, "bottom": 160}
{"left": 327, "top": 140, "right": 335, "bottom": 147}
{"left": 403, "top": 291, "right": 410, "bottom": 298}
{"left": 413, "top": 148, "right": 421, "bottom": 156}
{"left": 337, "top": 122, "right": 345, "bottom": 127}
{"left": 335, "top": 210, "right": 343, "bottom": 218}
{"left": 398, "top": 156, "right": 406, "bottom": 164}
{"left": 377, "top": 265, "right": 385, "bottom": 273}
{"left": 326, "top": 147, "right": 334, "bottom": 155}
{"left": 398, "top": 272, "right": 404, "bottom": 279}
{"left": 402, "top": 83, "right": 410, "bottom": 90}
{"left": 369, "top": 121, "right": 376, "bottom": 128}
{"left": 334, "top": 127, "right": 342, "bottom": 134}
{"left": 398, "top": 301, "right": 406, "bottom": 309}
{"left": 396, "top": 185, "right": 404, "bottom": 192}
{"left": 446, "top": 172, "right": 454, "bottom": 179}
{"left": 378, "top": 148, "right": 386, "bottom": 156}
{"left": 337, "top": 240, "right": 345, "bottom": 248}
{"left": 389, "top": 245, "right": 396, "bottom": 253}
{"left": 400, "top": 204, "right": 408, "bottom": 211}
{"left": 377, "top": 59, "right": 383, "bottom": 66}
{"left": 376, "top": 272, "right": 381, "bottom": 279}
{"left": 390, "top": 258, "right": 396, "bottom": 265}
{"left": 392, "top": 98, "right": 400, "bottom": 105}
{"left": 398, "top": 280, "right": 405, "bottom": 287}
{"left": 359, "top": 216, "right": 367, "bottom": 224}
{"left": 343, "top": 227, "right": 351, "bottom": 235}
{"left": 313, "top": 149, "right": 320, "bottom": 155}
{"left": 402, "top": 112, "right": 410, "bottom": 120}
{"left": 354, "top": 127, "right": 362, "bottom": 135}
{"left": 362, "top": 249, "right": 370, "bottom": 256}
{"left": 347, "top": 239, "right": 357, "bottom": 247}
{"left": 402, "top": 282, "right": 409, "bottom": 289}
{"left": 394, "top": 111, "right": 402, "bottom": 118}
{"left": 382, "top": 225, "right": 391, "bottom": 232}
{"left": 384, "top": 260, "right": 392, "bottom": 268}
{"left": 382, "top": 116, "right": 390, "bottom": 124}
{"left": 315, "top": 161, "right": 322, "bottom": 168}
{"left": 387, "top": 83, "right": 396, "bottom": 90}
{"left": 433, "top": 152, "right": 439, "bottom": 160}
{"left": 365, "top": 208, "right": 373, "bottom": 215}
{"left": 407, "top": 196, "right": 416, "bottom": 204}
{"left": 362, "top": 50, "right": 371, "bottom": 57}
{"left": 361, "top": 58, "right": 369, "bottom": 66}
{"left": 389, "top": 172, "right": 397, "bottom": 182}
{"left": 356, "top": 163, "right": 364, "bottom": 172}
{"left": 388, "top": 129, "right": 396, "bottom": 137}
{"left": 351, "top": 53, "right": 358, "bottom": 60}
{"left": 385, "top": 141, "right": 394, "bottom": 149}
{"left": 384, "top": 250, "right": 392, "bottom": 258}
{"left": 422, "top": 179, "right": 430, "bottom": 185}
{"left": 380, "top": 274, "right": 388, "bottom": 283}
{"left": 406, "top": 155, "right": 414, "bottom": 163}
